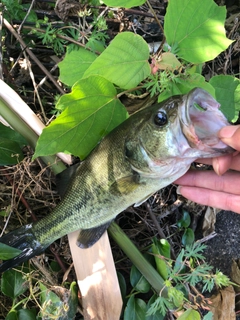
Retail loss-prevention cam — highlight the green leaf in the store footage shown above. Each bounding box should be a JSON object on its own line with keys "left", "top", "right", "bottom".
{"left": 101, "top": 0, "right": 146, "bottom": 8}
{"left": 152, "top": 238, "right": 170, "bottom": 280}
{"left": 58, "top": 47, "right": 97, "bottom": 86}
{"left": 164, "top": 0, "right": 233, "bottom": 63}
{"left": 6, "top": 310, "right": 18, "bottom": 320}
{"left": 168, "top": 286, "right": 184, "bottom": 308}
{"left": 1, "top": 269, "right": 28, "bottom": 299}
{"left": 67, "top": 281, "right": 78, "bottom": 319}
{"left": 177, "top": 210, "right": 191, "bottom": 228}
{"left": 146, "top": 295, "right": 165, "bottom": 320}
{"left": 0, "top": 110, "right": 27, "bottom": 159}
{"left": 18, "top": 309, "right": 36, "bottom": 320}
{"left": 117, "top": 272, "right": 127, "bottom": 303}
{"left": 0, "top": 136, "right": 24, "bottom": 165}
{"left": 173, "top": 249, "right": 185, "bottom": 274}
{"left": 0, "top": 123, "right": 27, "bottom": 146}
{"left": 34, "top": 75, "right": 128, "bottom": 160}
{"left": 39, "top": 283, "right": 63, "bottom": 318}
{"left": 158, "top": 74, "right": 215, "bottom": 102}
{"left": 234, "top": 83, "right": 240, "bottom": 122}
{"left": 84, "top": 32, "right": 150, "bottom": 89}
{"left": 182, "top": 228, "right": 195, "bottom": 246}
{"left": 0, "top": 242, "right": 22, "bottom": 260}
{"left": 130, "top": 265, "right": 151, "bottom": 293}
{"left": 177, "top": 309, "right": 201, "bottom": 320}
{"left": 209, "top": 75, "right": 239, "bottom": 121}
{"left": 124, "top": 296, "right": 146, "bottom": 320}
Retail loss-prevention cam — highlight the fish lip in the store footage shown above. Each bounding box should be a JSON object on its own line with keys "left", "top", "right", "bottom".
{"left": 178, "top": 88, "right": 233, "bottom": 154}
{"left": 181, "top": 88, "right": 211, "bottom": 128}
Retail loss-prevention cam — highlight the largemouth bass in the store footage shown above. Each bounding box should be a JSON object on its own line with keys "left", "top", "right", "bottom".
{"left": 0, "top": 88, "right": 233, "bottom": 272}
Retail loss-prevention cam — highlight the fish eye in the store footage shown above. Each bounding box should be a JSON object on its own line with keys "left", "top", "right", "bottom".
{"left": 153, "top": 111, "right": 168, "bottom": 126}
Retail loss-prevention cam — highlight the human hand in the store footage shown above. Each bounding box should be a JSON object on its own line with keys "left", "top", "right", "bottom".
{"left": 175, "top": 125, "right": 240, "bottom": 214}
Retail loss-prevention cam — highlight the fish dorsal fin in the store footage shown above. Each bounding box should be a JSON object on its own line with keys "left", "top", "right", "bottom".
{"left": 56, "top": 163, "right": 80, "bottom": 197}
{"left": 77, "top": 221, "right": 112, "bottom": 248}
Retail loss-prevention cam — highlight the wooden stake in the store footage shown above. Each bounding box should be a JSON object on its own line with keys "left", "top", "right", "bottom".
{"left": 68, "top": 231, "right": 122, "bottom": 320}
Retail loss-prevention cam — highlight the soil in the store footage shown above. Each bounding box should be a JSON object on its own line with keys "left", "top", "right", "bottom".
{"left": 203, "top": 211, "right": 240, "bottom": 277}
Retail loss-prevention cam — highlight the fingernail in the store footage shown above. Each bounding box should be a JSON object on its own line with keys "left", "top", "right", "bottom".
{"left": 218, "top": 126, "right": 238, "bottom": 139}
{"left": 212, "top": 158, "right": 220, "bottom": 175}
{"left": 176, "top": 186, "right": 182, "bottom": 195}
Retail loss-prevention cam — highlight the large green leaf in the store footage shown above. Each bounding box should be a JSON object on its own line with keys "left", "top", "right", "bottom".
{"left": 124, "top": 296, "right": 146, "bottom": 320}
{"left": 34, "top": 76, "right": 128, "bottom": 160}
{"left": 18, "top": 309, "right": 36, "bottom": 320}
{"left": 130, "top": 265, "right": 151, "bottom": 293}
{"left": 0, "top": 123, "right": 26, "bottom": 165}
{"left": 1, "top": 270, "right": 28, "bottom": 299}
{"left": 0, "top": 242, "right": 22, "bottom": 260}
{"left": 102, "top": 0, "right": 146, "bottom": 8}
{"left": 164, "top": 0, "right": 233, "bottom": 63}
{"left": 0, "top": 123, "right": 27, "bottom": 146}
{"left": 152, "top": 238, "right": 170, "bottom": 281}
{"left": 158, "top": 73, "right": 215, "bottom": 102}
{"left": 84, "top": 32, "right": 150, "bottom": 89}
{"left": 5, "top": 311, "right": 18, "bottom": 320}
{"left": 209, "top": 75, "right": 239, "bottom": 121}
{"left": 58, "top": 47, "right": 97, "bottom": 86}
{"left": 0, "top": 137, "right": 24, "bottom": 165}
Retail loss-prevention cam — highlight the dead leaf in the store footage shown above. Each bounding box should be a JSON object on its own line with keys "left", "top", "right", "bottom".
{"left": 202, "top": 207, "right": 220, "bottom": 237}
{"left": 209, "top": 286, "right": 235, "bottom": 320}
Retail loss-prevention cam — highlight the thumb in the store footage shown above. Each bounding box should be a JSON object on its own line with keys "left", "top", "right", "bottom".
{"left": 218, "top": 125, "right": 240, "bottom": 151}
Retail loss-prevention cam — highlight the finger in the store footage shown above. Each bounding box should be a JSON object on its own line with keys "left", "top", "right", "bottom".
{"left": 212, "top": 154, "right": 233, "bottom": 175}
{"left": 176, "top": 186, "right": 240, "bottom": 214}
{"left": 219, "top": 125, "right": 240, "bottom": 151}
{"left": 195, "top": 152, "right": 240, "bottom": 174}
{"left": 175, "top": 170, "right": 240, "bottom": 195}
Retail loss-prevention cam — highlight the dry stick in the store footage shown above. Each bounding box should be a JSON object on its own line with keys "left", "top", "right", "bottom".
{"left": 4, "top": 170, "right": 37, "bottom": 221}
{"left": 2, "top": 17, "right": 65, "bottom": 95}
{"left": 146, "top": 0, "right": 166, "bottom": 57}
{"left": 145, "top": 202, "right": 176, "bottom": 259}
{"left": 22, "top": 49, "right": 48, "bottom": 123}
{"left": 17, "top": 0, "right": 36, "bottom": 33}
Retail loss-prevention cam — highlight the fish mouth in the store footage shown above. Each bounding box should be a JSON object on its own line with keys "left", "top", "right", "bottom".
{"left": 179, "top": 88, "right": 233, "bottom": 155}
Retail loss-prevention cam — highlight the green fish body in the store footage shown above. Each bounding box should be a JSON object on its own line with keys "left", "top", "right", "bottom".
{"left": 0, "top": 88, "right": 233, "bottom": 272}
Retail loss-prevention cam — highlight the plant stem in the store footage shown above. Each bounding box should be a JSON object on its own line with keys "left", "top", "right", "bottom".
{"left": 108, "top": 222, "right": 168, "bottom": 297}
{"left": 0, "top": 99, "right": 66, "bottom": 175}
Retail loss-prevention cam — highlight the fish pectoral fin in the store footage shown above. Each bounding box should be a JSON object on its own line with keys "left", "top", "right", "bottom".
{"left": 134, "top": 193, "right": 154, "bottom": 207}
{"left": 110, "top": 174, "right": 140, "bottom": 195}
{"left": 77, "top": 221, "right": 112, "bottom": 249}
{"left": 56, "top": 163, "right": 80, "bottom": 197}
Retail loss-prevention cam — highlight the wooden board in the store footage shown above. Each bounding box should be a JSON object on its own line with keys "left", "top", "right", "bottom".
{"left": 68, "top": 231, "right": 122, "bottom": 320}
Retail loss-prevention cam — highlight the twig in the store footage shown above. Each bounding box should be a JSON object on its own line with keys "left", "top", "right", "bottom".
{"left": 4, "top": 170, "right": 37, "bottom": 221}
{"left": 22, "top": 49, "right": 48, "bottom": 123}
{"left": 17, "top": 0, "right": 36, "bottom": 33}
{"left": 145, "top": 202, "right": 176, "bottom": 259}
{"left": 2, "top": 16, "right": 65, "bottom": 94}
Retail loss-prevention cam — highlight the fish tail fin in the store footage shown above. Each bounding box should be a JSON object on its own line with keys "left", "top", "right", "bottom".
{"left": 0, "top": 224, "right": 47, "bottom": 273}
